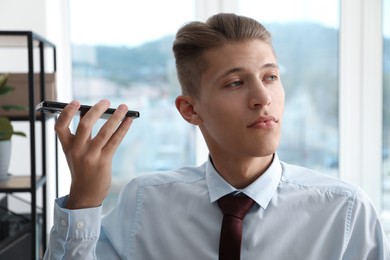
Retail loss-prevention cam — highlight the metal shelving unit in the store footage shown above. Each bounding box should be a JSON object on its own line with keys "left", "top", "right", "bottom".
{"left": 0, "top": 31, "right": 57, "bottom": 259}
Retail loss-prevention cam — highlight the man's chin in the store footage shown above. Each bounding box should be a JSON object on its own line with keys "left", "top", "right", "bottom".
{"left": 250, "top": 141, "right": 280, "bottom": 157}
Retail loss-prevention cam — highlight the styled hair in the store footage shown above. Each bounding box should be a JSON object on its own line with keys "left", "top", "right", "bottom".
{"left": 172, "top": 13, "right": 272, "bottom": 98}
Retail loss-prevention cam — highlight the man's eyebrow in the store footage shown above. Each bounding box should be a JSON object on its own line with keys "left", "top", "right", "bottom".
{"left": 219, "top": 67, "right": 245, "bottom": 78}
{"left": 218, "top": 63, "right": 279, "bottom": 79}
{"left": 263, "top": 63, "right": 279, "bottom": 69}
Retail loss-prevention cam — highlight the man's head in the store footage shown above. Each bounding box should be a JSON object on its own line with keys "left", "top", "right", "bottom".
{"left": 173, "top": 13, "right": 284, "bottom": 173}
{"left": 173, "top": 13, "right": 272, "bottom": 99}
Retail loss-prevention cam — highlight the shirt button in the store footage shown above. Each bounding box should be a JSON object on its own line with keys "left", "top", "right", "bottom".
{"left": 76, "top": 221, "right": 85, "bottom": 229}
{"left": 60, "top": 218, "right": 67, "bottom": 226}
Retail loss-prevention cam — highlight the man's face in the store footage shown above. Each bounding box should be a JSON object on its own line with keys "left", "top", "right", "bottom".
{"left": 193, "top": 40, "right": 285, "bottom": 159}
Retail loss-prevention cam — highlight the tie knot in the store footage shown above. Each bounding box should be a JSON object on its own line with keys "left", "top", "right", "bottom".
{"left": 218, "top": 193, "right": 255, "bottom": 220}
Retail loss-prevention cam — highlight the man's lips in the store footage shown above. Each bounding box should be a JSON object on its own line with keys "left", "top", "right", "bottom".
{"left": 247, "top": 116, "right": 278, "bottom": 129}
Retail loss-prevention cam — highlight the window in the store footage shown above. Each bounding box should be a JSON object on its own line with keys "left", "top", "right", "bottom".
{"left": 68, "top": 1, "right": 388, "bottom": 228}
{"left": 238, "top": 0, "right": 340, "bottom": 175}
{"left": 70, "top": 0, "right": 196, "bottom": 213}
{"left": 69, "top": 0, "right": 340, "bottom": 212}
{"left": 382, "top": 0, "right": 390, "bottom": 236}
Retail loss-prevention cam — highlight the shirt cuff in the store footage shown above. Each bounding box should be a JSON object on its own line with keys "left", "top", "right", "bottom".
{"left": 54, "top": 196, "right": 102, "bottom": 241}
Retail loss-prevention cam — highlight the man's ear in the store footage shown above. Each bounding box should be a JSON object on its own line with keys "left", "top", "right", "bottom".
{"left": 175, "top": 95, "right": 202, "bottom": 125}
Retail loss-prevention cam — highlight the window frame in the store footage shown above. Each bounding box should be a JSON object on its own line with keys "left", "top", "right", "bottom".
{"left": 338, "top": 0, "right": 383, "bottom": 211}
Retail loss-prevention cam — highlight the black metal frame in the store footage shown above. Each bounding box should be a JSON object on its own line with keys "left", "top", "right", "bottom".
{"left": 0, "top": 31, "right": 57, "bottom": 259}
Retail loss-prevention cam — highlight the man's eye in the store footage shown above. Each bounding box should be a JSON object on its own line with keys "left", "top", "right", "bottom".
{"left": 264, "top": 75, "right": 278, "bottom": 82}
{"left": 227, "top": 81, "right": 243, "bottom": 88}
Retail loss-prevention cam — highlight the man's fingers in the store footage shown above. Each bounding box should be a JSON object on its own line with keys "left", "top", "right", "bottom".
{"left": 74, "top": 99, "right": 111, "bottom": 144}
{"left": 103, "top": 116, "right": 133, "bottom": 157}
{"left": 92, "top": 104, "right": 130, "bottom": 150}
{"left": 54, "top": 100, "right": 80, "bottom": 149}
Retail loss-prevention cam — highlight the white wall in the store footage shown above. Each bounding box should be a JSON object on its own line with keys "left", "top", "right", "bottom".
{"left": 0, "top": 0, "right": 47, "bottom": 34}
{"left": 0, "top": 0, "right": 73, "bottom": 101}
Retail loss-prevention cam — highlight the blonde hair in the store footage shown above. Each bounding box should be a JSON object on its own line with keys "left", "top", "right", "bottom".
{"left": 173, "top": 13, "right": 272, "bottom": 98}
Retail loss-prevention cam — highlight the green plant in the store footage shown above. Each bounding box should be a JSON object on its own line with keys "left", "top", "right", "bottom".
{"left": 0, "top": 74, "right": 26, "bottom": 140}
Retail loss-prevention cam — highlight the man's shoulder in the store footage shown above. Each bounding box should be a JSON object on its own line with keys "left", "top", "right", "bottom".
{"left": 127, "top": 163, "right": 207, "bottom": 189}
{"left": 279, "top": 161, "right": 362, "bottom": 199}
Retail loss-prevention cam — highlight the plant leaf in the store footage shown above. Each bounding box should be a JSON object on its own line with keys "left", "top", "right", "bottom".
{"left": 13, "top": 131, "right": 27, "bottom": 137}
{"left": 0, "top": 117, "right": 26, "bottom": 140}
{"left": 0, "top": 131, "right": 9, "bottom": 140}
{"left": 0, "top": 74, "right": 8, "bottom": 88}
{"left": 0, "top": 117, "right": 13, "bottom": 140}
{"left": 0, "top": 105, "right": 26, "bottom": 111}
{"left": 0, "top": 85, "right": 14, "bottom": 96}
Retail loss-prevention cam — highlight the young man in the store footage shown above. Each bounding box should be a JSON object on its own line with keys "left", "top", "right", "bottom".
{"left": 44, "top": 13, "right": 389, "bottom": 259}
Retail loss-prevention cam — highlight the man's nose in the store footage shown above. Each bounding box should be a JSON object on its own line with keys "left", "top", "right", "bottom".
{"left": 248, "top": 79, "right": 272, "bottom": 108}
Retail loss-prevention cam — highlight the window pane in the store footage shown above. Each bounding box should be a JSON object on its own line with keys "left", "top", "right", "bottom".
{"left": 70, "top": 0, "right": 196, "bottom": 213}
{"left": 382, "top": 0, "right": 390, "bottom": 237}
{"left": 238, "top": 0, "right": 340, "bottom": 176}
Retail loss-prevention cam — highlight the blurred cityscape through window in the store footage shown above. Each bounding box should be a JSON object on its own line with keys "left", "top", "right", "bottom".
{"left": 239, "top": 0, "right": 340, "bottom": 176}
{"left": 70, "top": 0, "right": 196, "bottom": 213}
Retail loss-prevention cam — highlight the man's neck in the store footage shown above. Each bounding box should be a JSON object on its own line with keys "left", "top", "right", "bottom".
{"left": 210, "top": 154, "right": 274, "bottom": 189}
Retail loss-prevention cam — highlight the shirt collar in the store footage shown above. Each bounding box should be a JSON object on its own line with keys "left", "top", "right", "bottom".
{"left": 206, "top": 153, "right": 282, "bottom": 210}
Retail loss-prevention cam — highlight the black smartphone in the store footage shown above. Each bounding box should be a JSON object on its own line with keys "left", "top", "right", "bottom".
{"left": 36, "top": 101, "right": 140, "bottom": 119}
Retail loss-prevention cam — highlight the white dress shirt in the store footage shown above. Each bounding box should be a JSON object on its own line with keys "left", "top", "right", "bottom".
{"left": 44, "top": 154, "right": 390, "bottom": 259}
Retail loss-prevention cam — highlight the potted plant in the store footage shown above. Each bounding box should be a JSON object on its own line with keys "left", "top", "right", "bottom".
{"left": 0, "top": 73, "right": 26, "bottom": 181}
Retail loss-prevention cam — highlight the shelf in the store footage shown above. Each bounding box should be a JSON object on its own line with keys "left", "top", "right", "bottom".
{"left": 0, "top": 176, "right": 46, "bottom": 193}
{"left": 0, "top": 196, "right": 42, "bottom": 258}
{"left": 0, "top": 31, "right": 55, "bottom": 48}
{"left": 0, "top": 73, "right": 57, "bottom": 119}
{"left": 0, "top": 30, "right": 57, "bottom": 259}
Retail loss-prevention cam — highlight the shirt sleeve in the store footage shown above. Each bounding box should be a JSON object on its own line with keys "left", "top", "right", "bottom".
{"left": 342, "top": 189, "right": 390, "bottom": 260}
{"left": 43, "top": 196, "right": 121, "bottom": 260}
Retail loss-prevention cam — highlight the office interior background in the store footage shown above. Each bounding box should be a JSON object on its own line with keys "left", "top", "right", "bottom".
{"left": 0, "top": 0, "right": 390, "bottom": 241}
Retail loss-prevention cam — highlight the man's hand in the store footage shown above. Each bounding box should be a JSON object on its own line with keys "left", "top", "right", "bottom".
{"left": 54, "top": 100, "right": 133, "bottom": 209}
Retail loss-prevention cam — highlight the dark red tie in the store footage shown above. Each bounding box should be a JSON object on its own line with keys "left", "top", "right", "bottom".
{"left": 218, "top": 193, "right": 255, "bottom": 260}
